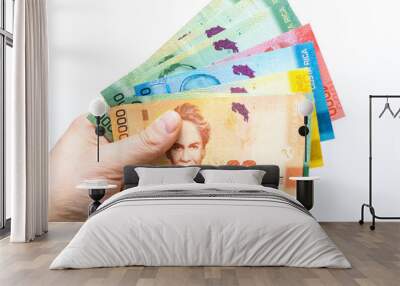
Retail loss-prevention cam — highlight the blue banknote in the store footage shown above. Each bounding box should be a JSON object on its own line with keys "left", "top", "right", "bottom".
{"left": 134, "top": 42, "right": 334, "bottom": 141}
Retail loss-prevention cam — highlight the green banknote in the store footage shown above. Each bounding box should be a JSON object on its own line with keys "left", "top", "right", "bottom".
{"left": 144, "top": 0, "right": 240, "bottom": 68}
{"left": 109, "top": 93, "right": 306, "bottom": 195}
{"left": 139, "top": 0, "right": 298, "bottom": 73}
{"left": 103, "top": 0, "right": 299, "bottom": 103}
{"left": 91, "top": 0, "right": 300, "bottom": 141}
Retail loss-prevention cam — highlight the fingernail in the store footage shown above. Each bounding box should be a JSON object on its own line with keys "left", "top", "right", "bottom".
{"left": 157, "top": 111, "right": 181, "bottom": 133}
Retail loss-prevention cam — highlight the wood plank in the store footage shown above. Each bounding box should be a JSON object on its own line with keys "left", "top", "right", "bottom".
{"left": 0, "top": 222, "right": 399, "bottom": 286}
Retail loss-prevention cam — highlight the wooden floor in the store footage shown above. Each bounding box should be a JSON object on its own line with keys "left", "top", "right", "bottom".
{"left": 0, "top": 222, "right": 399, "bottom": 286}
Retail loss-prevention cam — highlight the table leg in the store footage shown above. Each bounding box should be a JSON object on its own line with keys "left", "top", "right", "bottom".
{"left": 88, "top": 189, "right": 105, "bottom": 216}
{"left": 296, "top": 181, "right": 314, "bottom": 211}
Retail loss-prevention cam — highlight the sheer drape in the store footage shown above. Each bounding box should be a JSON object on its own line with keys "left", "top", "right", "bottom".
{"left": 9, "top": 0, "right": 48, "bottom": 242}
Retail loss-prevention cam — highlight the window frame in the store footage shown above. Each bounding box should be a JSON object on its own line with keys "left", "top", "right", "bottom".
{"left": 0, "top": 0, "right": 14, "bottom": 231}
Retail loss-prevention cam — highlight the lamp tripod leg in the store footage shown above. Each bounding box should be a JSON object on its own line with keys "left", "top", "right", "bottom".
{"left": 96, "top": 116, "right": 100, "bottom": 162}
{"left": 304, "top": 116, "right": 308, "bottom": 175}
{"left": 97, "top": 132, "right": 99, "bottom": 162}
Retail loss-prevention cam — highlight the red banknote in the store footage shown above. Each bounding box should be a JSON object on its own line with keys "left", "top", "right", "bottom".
{"left": 217, "top": 24, "right": 345, "bottom": 120}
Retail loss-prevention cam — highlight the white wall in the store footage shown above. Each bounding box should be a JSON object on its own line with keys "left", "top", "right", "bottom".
{"left": 48, "top": 0, "right": 400, "bottom": 221}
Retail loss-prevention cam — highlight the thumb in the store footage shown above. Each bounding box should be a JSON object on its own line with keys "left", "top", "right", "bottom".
{"left": 102, "top": 111, "right": 182, "bottom": 167}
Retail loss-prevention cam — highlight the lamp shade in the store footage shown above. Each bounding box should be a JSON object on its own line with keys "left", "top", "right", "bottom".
{"left": 297, "top": 99, "right": 314, "bottom": 116}
{"left": 88, "top": 98, "right": 108, "bottom": 117}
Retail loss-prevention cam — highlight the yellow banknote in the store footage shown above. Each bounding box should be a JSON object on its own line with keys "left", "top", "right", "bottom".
{"left": 197, "top": 68, "right": 312, "bottom": 94}
{"left": 110, "top": 94, "right": 307, "bottom": 195}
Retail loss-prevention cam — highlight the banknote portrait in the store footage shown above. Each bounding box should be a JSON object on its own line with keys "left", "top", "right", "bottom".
{"left": 166, "top": 103, "right": 211, "bottom": 166}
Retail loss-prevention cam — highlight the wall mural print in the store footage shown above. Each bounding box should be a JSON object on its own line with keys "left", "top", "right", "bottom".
{"left": 49, "top": 0, "right": 343, "bottom": 221}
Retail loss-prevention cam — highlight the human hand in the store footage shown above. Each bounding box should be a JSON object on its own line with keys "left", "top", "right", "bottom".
{"left": 49, "top": 111, "right": 182, "bottom": 221}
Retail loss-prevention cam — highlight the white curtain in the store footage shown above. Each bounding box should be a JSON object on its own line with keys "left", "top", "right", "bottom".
{"left": 9, "top": 0, "right": 49, "bottom": 242}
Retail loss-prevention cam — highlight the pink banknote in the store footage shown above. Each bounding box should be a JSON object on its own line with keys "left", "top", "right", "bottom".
{"left": 216, "top": 24, "right": 345, "bottom": 120}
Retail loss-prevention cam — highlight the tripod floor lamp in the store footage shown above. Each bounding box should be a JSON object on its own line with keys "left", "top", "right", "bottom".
{"left": 88, "top": 98, "right": 108, "bottom": 162}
